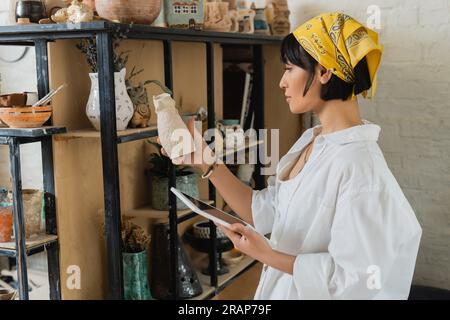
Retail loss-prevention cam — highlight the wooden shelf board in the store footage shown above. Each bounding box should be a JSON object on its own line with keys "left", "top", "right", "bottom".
{"left": 189, "top": 255, "right": 256, "bottom": 300}
{"left": 55, "top": 125, "right": 158, "bottom": 140}
{"left": 0, "top": 234, "right": 58, "bottom": 253}
{"left": 124, "top": 199, "right": 214, "bottom": 220}
{"left": 0, "top": 126, "right": 66, "bottom": 138}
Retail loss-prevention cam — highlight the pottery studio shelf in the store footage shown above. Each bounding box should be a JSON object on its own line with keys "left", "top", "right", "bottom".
{"left": 123, "top": 199, "right": 214, "bottom": 223}
{"left": 54, "top": 125, "right": 158, "bottom": 144}
{"left": 0, "top": 21, "right": 283, "bottom": 46}
{"left": 189, "top": 255, "right": 257, "bottom": 300}
{"left": 0, "top": 126, "right": 67, "bottom": 140}
{"left": 0, "top": 20, "right": 281, "bottom": 299}
{"left": 0, "top": 234, "right": 58, "bottom": 258}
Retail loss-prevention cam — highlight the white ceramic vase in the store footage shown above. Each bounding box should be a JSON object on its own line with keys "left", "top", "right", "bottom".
{"left": 86, "top": 68, "right": 134, "bottom": 131}
{"left": 153, "top": 93, "right": 196, "bottom": 160}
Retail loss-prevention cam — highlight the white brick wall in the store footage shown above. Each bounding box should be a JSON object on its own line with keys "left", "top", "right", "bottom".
{"left": 288, "top": 0, "right": 450, "bottom": 290}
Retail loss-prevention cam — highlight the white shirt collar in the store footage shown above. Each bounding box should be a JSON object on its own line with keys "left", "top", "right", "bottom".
{"left": 289, "top": 119, "right": 381, "bottom": 154}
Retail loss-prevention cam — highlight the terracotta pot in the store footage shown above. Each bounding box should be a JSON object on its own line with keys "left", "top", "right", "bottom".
{"left": 96, "top": 0, "right": 161, "bottom": 24}
{"left": 0, "top": 105, "right": 52, "bottom": 128}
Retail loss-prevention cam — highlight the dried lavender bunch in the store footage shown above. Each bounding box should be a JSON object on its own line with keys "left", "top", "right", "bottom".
{"left": 76, "top": 32, "right": 130, "bottom": 73}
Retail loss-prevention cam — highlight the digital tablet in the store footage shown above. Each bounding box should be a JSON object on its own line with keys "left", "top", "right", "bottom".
{"left": 170, "top": 187, "right": 255, "bottom": 230}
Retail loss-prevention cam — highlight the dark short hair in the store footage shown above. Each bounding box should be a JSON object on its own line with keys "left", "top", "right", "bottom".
{"left": 281, "top": 33, "right": 372, "bottom": 101}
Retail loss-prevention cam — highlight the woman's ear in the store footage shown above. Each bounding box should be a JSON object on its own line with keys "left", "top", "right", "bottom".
{"left": 317, "top": 65, "right": 333, "bottom": 85}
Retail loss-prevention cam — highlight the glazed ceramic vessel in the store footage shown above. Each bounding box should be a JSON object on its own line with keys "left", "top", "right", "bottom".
{"left": 123, "top": 249, "right": 152, "bottom": 300}
{"left": 86, "top": 68, "right": 133, "bottom": 131}
{"left": 149, "top": 172, "right": 199, "bottom": 211}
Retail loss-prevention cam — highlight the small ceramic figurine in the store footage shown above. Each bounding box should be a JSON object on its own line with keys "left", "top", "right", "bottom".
{"left": 237, "top": 9, "right": 255, "bottom": 34}
{"left": 271, "top": 0, "right": 290, "bottom": 36}
{"left": 204, "top": 1, "right": 232, "bottom": 32}
{"left": 67, "top": 0, "right": 94, "bottom": 23}
{"left": 51, "top": 7, "right": 68, "bottom": 23}
{"left": 52, "top": 0, "right": 93, "bottom": 23}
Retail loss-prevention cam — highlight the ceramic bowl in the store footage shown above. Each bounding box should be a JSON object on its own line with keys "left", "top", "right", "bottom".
{"left": 0, "top": 105, "right": 52, "bottom": 128}
{"left": 193, "top": 221, "right": 227, "bottom": 239}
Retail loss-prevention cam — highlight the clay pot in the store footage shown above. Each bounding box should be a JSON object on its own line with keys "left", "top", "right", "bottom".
{"left": 0, "top": 105, "right": 52, "bottom": 128}
{"left": 96, "top": 0, "right": 161, "bottom": 24}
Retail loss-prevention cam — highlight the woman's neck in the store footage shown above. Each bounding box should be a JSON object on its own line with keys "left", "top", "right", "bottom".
{"left": 314, "top": 98, "right": 364, "bottom": 135}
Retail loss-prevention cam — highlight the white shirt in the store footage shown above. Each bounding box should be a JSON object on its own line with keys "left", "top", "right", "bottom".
{"left": 251, "top": 119, "right": 422, "bottom": 300}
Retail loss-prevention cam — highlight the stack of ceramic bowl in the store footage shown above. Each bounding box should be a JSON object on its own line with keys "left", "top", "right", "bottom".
{"left": 193, "top": 220, "right": 227, "bottom": 239}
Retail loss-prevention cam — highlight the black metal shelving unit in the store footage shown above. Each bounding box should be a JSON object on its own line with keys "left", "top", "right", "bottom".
{"left": 0, "top": 21, "right": 282, "bottom": 300}
{"left": 0, "top": 127, "right": 65, "bottom": 300}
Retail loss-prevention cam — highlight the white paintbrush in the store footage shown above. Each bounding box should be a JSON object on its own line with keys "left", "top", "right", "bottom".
{"left": 32, "top": 84, "right": 66, "bottom": 107}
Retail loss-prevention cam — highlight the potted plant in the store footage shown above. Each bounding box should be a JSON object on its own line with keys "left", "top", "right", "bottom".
{"left": 121, "top": 218, "right": 152, "bottom": 300}
{"left": 146, "top": 141, "right": 199, "bottom": 210}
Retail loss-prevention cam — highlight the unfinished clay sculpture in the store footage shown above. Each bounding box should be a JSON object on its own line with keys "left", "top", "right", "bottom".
{"left": 204, "top": 1, "right": 232, "bottom": 32}
{"left": 52, "top": 0, "right": 93, "bottom": 23}
{"left": 153, "top": 93, "right": 196, "bottom": 160}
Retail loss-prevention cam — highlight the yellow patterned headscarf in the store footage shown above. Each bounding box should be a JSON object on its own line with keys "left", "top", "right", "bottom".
{"left": 293, "top": 12, "right": 383, "bottom": 99}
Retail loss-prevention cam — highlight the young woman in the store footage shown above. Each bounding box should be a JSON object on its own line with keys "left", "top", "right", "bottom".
{"left": 160, "top": 12, "right": 422, "bottom": 299}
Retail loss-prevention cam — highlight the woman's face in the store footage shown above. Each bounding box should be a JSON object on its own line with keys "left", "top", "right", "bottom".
{"left": 279, "top": 62, "right": 331, "bottom": 114}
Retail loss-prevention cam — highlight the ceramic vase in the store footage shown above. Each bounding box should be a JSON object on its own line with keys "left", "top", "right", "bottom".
{"left": 86, "top": 68, "right": 134, "bottom": 131}
{"left": 123, "top": 249, "right": 152, "bottom": 300}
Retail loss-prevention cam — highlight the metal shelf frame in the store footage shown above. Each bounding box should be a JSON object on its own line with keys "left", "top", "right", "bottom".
{"left": 0, "top": 127, "right": 66, "bottom": 300}
{"left": 0, "top": 21, "right": 282, "bottom": 300}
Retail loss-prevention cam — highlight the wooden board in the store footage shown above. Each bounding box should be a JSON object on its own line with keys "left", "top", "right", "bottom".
{"left": 0, "top": 126, "right": 66, "bottom": 138}
{"left": 55, "top": 126, "right": 157, "bottom": 140}
{"left": 123, "top": 199, "right": 214, "bottom": 221}
{"left": 189, "top": 255, "right": 256, "bottom": 300}
{"left": 0, "top": 234, "right": 58, "bottom": 252}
